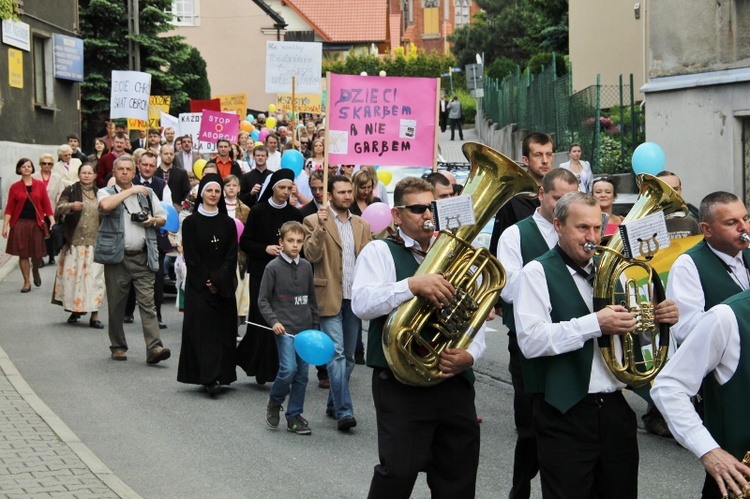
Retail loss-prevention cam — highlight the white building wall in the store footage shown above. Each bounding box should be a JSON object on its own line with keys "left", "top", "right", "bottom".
{"left": 644, "top": 77, "right": 750, "bottom": 206}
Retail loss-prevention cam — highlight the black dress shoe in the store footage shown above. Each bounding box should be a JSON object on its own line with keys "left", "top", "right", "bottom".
{"left": 337, "top": 416, "right": 357, "bottom": 432}
{"left": 123, "top": 315, "right": 134, "bottom": 324}
{"left": 158, "top": 321, "right": 168, "bottom": 329}
{"left": 89, "top": 320, "right": 104, "bottom": 329}
{"left": 205, "top": 381, "right": 222, "bottom": 396}
{"left": 20, "top": 286, "right": 31, "bottom": 293}
{"left": 67, "top": 313, "right": 80, "bottom": 324}
{"left": 33, "top": 278, "right": 42, "bottom": 287}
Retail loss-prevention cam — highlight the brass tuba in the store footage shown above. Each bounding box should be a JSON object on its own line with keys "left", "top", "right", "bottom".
{"left": 592, "top": 173, "right": 687, "bottom": 387}
{"left": 383, "top": 142, "right": 538, "bottom": 387}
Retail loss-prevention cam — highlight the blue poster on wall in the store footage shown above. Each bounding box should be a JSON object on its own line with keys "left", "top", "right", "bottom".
{"left": 53, "top": 34, "right": 83, "bottom": 82}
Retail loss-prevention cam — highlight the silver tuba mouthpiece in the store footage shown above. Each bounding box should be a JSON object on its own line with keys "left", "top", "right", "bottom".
{"left": 583, "top": 242, "right": 596, "bottom": 253}
{"left": 741, "top": 233, "right": 750, "bottom": 244}
{"left": 422, "top": 219, "right": 435, "bottom": 232}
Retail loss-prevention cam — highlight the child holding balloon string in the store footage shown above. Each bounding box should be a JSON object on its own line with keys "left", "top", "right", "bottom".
{"left": 258, "top": 221, "right": 319, "bottom": 435}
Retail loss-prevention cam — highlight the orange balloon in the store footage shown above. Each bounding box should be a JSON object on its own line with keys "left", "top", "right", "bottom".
{"left": 248, "top": 124, "right": 255, "bottom": 133}
{"left": 240, "top": 120, "right": 252, "bottom": 132}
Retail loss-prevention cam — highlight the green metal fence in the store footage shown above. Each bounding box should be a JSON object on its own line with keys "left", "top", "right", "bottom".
{"left": 483, "top": 55, "right": 645, "bottom": 174}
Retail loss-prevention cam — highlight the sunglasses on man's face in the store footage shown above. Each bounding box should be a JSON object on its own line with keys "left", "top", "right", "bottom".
{"left": 395, "top": 204, "right": 433, "bottom": 215}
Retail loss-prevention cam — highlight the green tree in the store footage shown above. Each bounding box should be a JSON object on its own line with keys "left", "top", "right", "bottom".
{"left": 79, "top": 0, "right": 202, "bottom": 142}
{"left": 170, "top": 47, "right": 211, "bottom": 115}
{"left": 0, "top": 0, "right": 18, "bottom": 20}
{"left": 449, "top": 0, "right": 568, "bottom": 70}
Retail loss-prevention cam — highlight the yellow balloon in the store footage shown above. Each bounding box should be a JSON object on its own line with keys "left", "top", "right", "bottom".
{"left": 266, "top": 117, "right": 277, "bottom": 129}
{"left": 193, "top": 159, "right": 207, "bottom": 180}
{"left": 268, "top": 104, "right": 277, "bottom": 113}
{"left": 377, "top": 169, "right": 393, "bottom": 186}
{"left": 240, "top": 120, "right": 252, "bottom": 132}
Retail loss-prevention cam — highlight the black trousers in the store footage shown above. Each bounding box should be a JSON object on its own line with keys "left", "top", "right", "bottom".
{"left": 368, "top": 368, "right": 480, "bottom": 499}
{"left": 125, "top": 250, "right": 165, "bottom": 319}
{"left": 508, "top": 333, "right": 539, "bottom": 499}
{"left": 532, "top": 392, "right": 638, "bottom": 499}
{"left": 450, "top": 118, "right": 463, "bottom": 140}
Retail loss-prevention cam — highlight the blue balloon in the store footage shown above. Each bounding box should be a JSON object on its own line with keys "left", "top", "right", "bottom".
{"left": 160, "top": 200, "right": 179, "bottom": 232}
{"left": 246, "top": 113, "right": 255, "bottom": 122}
{"left": 294, "top": 329, "right": 334, "bottom": 365}
{"left": 281, "top": 149, "right": 305, "bottom": 178}
{"left": 251, "top": 130, "right": 260, "bottom": 141}
{"left": 631, "top": 142, "right": 666, "bottom": 176}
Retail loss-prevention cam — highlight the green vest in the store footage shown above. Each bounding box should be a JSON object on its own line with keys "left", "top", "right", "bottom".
{"left": 686, "top": 240, "right": 750, "bottom": 310}
{"left": 702, "top": 289, "right": 750, "bottom": 460}
{"left": 519, "top": 248, "right": 594, "bottom": 414}
{"left": 502, "top": 216, "right": 550, "bottom": 334}
{"left": 366, "top": 239, "right": 475, "bottom": 384}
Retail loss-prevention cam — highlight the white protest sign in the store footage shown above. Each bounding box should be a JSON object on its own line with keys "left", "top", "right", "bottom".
{"left": 160, "top": 111, "right": 180, "bottom": 137}
{"left": 178, "top": 112, "right": 216, "bottom": 154}
{"left": 265, "top": 41, "right": 322, "bottom": 94}
{"left": 110, "top": 70, "right": 151, "bottom": 122}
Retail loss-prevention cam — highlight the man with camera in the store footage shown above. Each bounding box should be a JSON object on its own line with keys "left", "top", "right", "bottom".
{"left": 95, "top": 154, "right": 171, "bottom": 364}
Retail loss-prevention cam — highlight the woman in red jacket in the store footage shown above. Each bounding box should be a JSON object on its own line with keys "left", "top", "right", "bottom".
{"left": 2, "top": 158, "right": 55, "bottom": 292}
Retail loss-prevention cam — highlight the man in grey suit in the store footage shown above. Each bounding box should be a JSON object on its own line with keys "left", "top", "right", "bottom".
{"left": 173, "top": 135, "right": 199, "bottom": 171}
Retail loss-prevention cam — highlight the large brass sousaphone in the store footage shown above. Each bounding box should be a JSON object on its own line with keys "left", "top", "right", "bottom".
{"left": 592, "top": 173, "right": 687, "bottom": 387}
{"left": 382, "top": 142, "right": 538, "bottom": 387}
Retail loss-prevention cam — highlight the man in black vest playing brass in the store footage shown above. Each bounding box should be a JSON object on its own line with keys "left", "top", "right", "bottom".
{"left": 667, "top": 191, "right": 750, "bottom": 346}
{"left": 352, "top": 177, "right": 486, "bottom": 498}
{"left": 514, "top": 192, "right": 679, "bottom": 498}
{"left": 497, "top": 168, "right": 579, "bottom": 499}
{"left": 653, "top": 288, "right": 750, "bottom": 499}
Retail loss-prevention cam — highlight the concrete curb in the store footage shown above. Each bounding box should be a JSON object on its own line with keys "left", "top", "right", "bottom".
{"left": 0, "top": 343, "right": 142, "bottom": 499}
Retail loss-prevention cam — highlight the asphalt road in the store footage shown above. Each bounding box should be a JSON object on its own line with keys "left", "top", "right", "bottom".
{"left": 0, "top": 262, "right": 704, "bottom": 498}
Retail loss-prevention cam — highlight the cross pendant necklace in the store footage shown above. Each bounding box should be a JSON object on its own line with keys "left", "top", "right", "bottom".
{"left": 211, "top": 235, "right": 219, "bottom": 249}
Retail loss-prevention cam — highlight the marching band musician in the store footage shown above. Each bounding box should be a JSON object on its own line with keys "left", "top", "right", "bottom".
{"left": 667, "top": 191, "right": 750, "bottom": 346}
{"left": 514, "top": 192, "right": 679, "bottom": 499}
{"left": 652, "top": 289, "right": 750, "bottom": 499}
{"left": 496, "top": 168, "right": 580, "bottom": 499}
{"left": 351, "top": 177, "right": 486, "bottom": 498}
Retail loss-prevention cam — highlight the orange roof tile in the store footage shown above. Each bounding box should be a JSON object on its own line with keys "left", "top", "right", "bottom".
{"left": 282, "top": 0, "right": 387, "bottom": 43}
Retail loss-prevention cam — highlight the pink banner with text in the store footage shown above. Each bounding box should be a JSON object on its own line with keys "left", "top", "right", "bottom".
{"left": 327, "top": 74, "right": 438, "bottom": 167}
{"left": 199, "top": 109, "right": 240, "bottom": 144}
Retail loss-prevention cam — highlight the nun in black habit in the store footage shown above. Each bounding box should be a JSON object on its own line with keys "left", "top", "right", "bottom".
{"left": 177, "top": 173, "right": 238, "bottom": 395}
{"left": 236, "top": 168, "right": 303, "bottom": 383}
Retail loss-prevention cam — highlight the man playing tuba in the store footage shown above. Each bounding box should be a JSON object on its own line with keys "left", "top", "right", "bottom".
{"left": 351, "top": 177, "right": 486, "bottom": 498}
{"left": 514, "top": 192, "right": 679, "bottom": 499}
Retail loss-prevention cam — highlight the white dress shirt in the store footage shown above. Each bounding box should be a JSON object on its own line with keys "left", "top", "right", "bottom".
{"left": 514, "top": 257, "right": 625, "bottom": 394}
{"left": 351, "top": 232, "right": 486, "bottom": 362}
{"left": 267, "top": 151, "right": 281, "bottom": 172}
{"left": 667, "top": 242, "right": 749, "bottom": 345}
{"left": 652, "top": 304, "right": 742, "bottom": 459}
{"left": 498, "top": 210, "right": 557, "bottom": 304}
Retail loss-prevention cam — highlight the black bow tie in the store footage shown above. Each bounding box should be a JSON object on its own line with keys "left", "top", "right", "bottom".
{"left": 143, "top": 180, "right": 151, "bottom": 186}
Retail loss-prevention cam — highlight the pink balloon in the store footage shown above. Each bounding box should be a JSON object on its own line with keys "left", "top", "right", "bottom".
{"left": 361, "top": 202, "right": 392, "bottom": 232}
{"left": 234, "top": 218, "right": 245, "bottom": 242}
{"left": 259, "top": 129, "right": 270, "bottom": 143}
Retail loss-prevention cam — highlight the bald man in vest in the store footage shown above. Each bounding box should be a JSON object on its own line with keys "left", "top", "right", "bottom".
{"left": 497, "top": 168, "right": 579, "bottom": 499}
{"left": 514, "top": 191, "right": 678, "bottom": 499}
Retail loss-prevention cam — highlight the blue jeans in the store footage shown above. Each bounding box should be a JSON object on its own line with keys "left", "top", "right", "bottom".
{"left": 269, "top": 334, "right": 309, "bottom": 419}
{"left": 320, "top": 299, "right": 360, "bottom": 420}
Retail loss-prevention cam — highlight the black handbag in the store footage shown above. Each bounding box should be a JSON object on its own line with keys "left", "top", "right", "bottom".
{"left": 50, "top": 221, "right": 66, "bottom": 252}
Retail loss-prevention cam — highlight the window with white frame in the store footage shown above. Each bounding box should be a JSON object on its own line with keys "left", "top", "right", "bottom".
{"left": 169, "top": 0, "right": 198, "bottom": 26}
{"left": 33, "top": 35, "right": 54, "bottom": 108}
{"left": 454, "top": 0, "right": 470, "bottom": 27}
